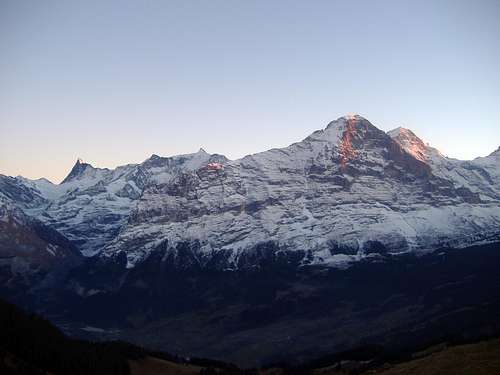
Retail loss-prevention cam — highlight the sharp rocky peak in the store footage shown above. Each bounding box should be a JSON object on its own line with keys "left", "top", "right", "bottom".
{"left": 61, "top": 158, "right": 95, "bottom": 184}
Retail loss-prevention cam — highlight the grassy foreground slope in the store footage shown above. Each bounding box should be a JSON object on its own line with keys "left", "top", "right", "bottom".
{"left": 129, "top": 356, "right": 202, "bottom": 375}
{"left": 309, "top": 338, "right": 500, "bottom": 375}
{"left": 366, "top": 338, "right": 500, "bottom": 375}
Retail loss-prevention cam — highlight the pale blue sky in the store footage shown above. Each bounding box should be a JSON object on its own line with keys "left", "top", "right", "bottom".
{"left": 1, "top": 0, "right": 499, "bottom": 183}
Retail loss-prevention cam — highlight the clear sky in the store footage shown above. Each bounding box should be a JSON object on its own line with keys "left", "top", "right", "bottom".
{"left": 1, "top": 0, "right": 499, "bottom": 183}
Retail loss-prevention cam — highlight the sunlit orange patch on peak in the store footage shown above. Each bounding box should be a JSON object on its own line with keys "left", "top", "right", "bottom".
{"left": 339, "top": 117, "right": 358, "bottom": 170}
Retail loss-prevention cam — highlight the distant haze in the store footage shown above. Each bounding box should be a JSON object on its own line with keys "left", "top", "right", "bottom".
{"left": 1, "top": 0, "right": 499, "bottom": 183}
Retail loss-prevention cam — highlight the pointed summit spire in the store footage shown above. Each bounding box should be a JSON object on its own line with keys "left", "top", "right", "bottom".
{"left": 61, "top": 158, "right": 92, "bottom": 184}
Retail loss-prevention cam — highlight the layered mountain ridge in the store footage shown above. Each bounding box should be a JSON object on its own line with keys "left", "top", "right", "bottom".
{"left": 1, "top": 115, "right": 499, "bottom": 269}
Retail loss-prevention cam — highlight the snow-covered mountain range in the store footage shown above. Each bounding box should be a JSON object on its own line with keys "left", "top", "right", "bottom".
{"left": 1, "top": 115, "right": 499, "bottom": 270}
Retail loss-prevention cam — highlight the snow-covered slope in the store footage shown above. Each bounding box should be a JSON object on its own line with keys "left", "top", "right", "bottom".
{"left": 473, "top": 146, "right": 500, "bottom": 191}
{"left": 388, "top": 127, "right": 500, "bottom": 201}
{"left": 1, "top": 115, "right": 499, "bottom": 268}
{"left": 1, "top": 150, "right": 227, "bottom": 256}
